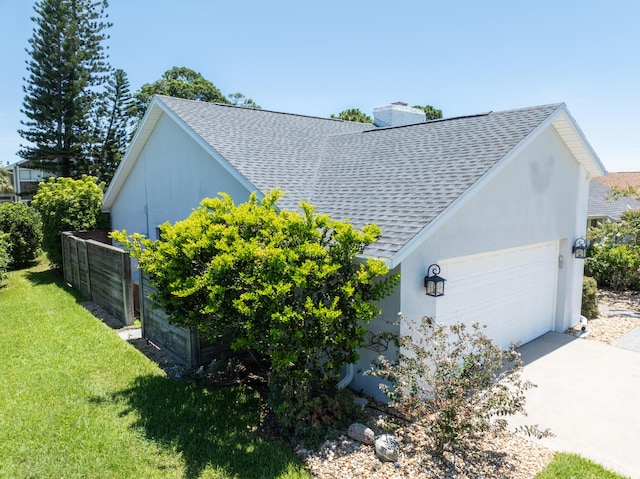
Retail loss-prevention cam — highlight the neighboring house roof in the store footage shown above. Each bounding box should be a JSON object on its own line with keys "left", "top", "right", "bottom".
{"left": 4, "top": 159, "right": 28, "bottom": 171}
{"left": 588, "top": 180, "right": 640, "bottom": 221}
{"left": 104, "top": 96, "right": 605, "bottom": 262}
{"left": 594, "top": 172, "right": 640, "bottom": 189}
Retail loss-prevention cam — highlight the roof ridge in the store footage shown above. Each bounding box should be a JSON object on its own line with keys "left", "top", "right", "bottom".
{"left": 156, "top": 95, "right": 369, "bottom": 125}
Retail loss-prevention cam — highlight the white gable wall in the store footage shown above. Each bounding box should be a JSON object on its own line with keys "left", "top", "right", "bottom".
{"left": 109, "top": 113, "right": 252, "bottom": 239}
{"left": 398, "top": 124, "right": 587, "bottom": 348}
{"left": 353, "top": 124, "right": 590, "bottom": 400}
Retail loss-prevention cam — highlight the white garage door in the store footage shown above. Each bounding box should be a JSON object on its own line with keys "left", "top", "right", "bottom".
{"left": 436, "top": 241, "right": 559, "bottom": 349}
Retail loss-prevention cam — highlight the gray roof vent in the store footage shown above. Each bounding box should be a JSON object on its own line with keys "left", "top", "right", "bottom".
{"left": 373, "top": 102, "right": 426, "bottom": 127}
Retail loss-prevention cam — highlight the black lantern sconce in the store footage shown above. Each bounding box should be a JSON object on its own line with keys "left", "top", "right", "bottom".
{"left": 572, "top": 237, "right": 587, "bottom": 259}
{"left": 424, "top": 264, "right": 446, "bottom": 297}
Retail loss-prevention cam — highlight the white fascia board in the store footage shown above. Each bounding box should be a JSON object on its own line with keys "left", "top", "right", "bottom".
{"left": 388, "top": 104, "right": 599, "bottom": 269}
{"left": 550, "top": 105, "right": 607, "bottom": 178}
{"left": 102, "top": 97, "right": 164, "bottom": 210}
{"left": 354, "top": 253, "right": 393, "bottom": 268}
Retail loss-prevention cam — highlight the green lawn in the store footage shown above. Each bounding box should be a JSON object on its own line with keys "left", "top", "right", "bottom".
{"left": 1, "top": 260, "right": 631, "bottom": 479}
{"left": 0, "top": 259, "right": 310, "bottom": 479}
{"left": 536, "top": 453, "right": 630, "bottom": 479}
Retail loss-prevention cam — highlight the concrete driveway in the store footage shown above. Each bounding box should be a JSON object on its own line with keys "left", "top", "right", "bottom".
{"left": 510, "top": 332, "right": 640, "bottom": 479}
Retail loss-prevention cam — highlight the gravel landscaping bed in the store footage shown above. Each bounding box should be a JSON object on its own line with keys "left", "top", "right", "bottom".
{"left": 566, "top": 289, "right": 640, "bottom": 344}
{"left": 83, "top": 288, "right": 640, "bottom": 479}
{"left": 298, "top": 288, "right": 640, "bottom": 479}
{"left": 298, "top": 421, "right": 554, "bottom": 479}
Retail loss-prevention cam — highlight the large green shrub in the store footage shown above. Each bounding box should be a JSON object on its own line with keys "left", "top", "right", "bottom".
{"left": 581, "top": 276, "right": 599, "bottom": 319}
{"left": 585, "top": 244, "right": 640, "bottom": 291}
{"left": 31, "top": 176, "right": 105, "bottom": 269}
{"left": 0, "top": 233, "right": 10, "bottom": 285}
{"left": 113, "top": 190, "right": 399, "bottom": 439}
{"left": 0, "top": 202, "right": 42, "bottom": 267}
{"left": 368, "top": 317, "right": 551, "bottom": 454}
{"left": 586, "top": 209, "right": 640, "bottom": 291}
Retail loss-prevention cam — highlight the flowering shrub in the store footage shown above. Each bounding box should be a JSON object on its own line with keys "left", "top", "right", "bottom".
{"left": 368, "top": 316, "right": 551, "bottom": 454}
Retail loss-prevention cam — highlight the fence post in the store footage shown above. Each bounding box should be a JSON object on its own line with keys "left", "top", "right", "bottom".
{"left": 121, "top": 251, "right": 134, "bottom": 326}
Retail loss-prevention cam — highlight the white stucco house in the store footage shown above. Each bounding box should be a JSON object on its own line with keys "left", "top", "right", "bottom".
{"left": 0, "top": 159, "right": 53, "bottom": 203}
{"left": 102, "top": 96, "right": 605, "bottom": 398}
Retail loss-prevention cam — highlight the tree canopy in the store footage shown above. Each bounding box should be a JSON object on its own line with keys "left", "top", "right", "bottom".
{"left": 134, "top": 66, "right": 230, "bottom": 117}
{"left": 88, "top": 68, "right": 135, "bottom": 184}
{"left": 19, "top": 0, "right": 112, "bottom": 178}
{"left": 227, "top": 92, "right": 261, "bottom": 109}
{"left": 412, "top": 104, "right": 443, "bottom": 120}
{"left": 330, "top": 108, "right": 373, "bottom": 123}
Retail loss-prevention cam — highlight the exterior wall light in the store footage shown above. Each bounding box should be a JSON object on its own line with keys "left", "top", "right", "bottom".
{"left": 572, "top": 237, "right": 587, "bottom": 259}
{"left": 424, "top": 264, "right": 446, "bottom": 296}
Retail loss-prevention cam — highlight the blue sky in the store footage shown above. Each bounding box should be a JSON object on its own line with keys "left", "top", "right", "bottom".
{"left": 1, "top": 1, "right": 638, "bottom": 172}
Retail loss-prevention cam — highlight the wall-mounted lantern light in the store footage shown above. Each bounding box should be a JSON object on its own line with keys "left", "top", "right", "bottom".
{"left": 572, "top": 237, "right": 587, "bottom": 259}
{"left": 424, "top": 264, "right": 446, "bottom": 297}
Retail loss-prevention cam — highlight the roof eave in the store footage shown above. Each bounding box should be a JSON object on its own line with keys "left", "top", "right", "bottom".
{"left": 550, "top": 105, "right": 607, "bottom": 178}
{"left": 102, "top": 97, "right": 165, "bottom": 210}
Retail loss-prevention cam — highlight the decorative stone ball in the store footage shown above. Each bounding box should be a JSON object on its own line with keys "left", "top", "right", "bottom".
{"left": 347, "top": 422, "right": 375, "bottom": 445}
{"left": 375, "top": 434, "right": 400, "bottom": 462}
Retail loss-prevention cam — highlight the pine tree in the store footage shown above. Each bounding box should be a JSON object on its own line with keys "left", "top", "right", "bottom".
{"left": 18, "top": 0, "right": 112, "bottom": 178}
{"left": 89, "top": 69, "right": 134, "bottom": 184}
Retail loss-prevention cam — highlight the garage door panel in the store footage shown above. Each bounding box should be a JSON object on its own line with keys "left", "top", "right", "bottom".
{"left": 436, "top": 242, "right": 558, "bottom": 349}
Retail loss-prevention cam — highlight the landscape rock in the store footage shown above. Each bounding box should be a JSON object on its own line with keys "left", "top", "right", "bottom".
{"left": 375, "top": 434, "right": 400, "bottom": 462}
{"left": 347, "top": 422, "right": 375, "bottom": 445}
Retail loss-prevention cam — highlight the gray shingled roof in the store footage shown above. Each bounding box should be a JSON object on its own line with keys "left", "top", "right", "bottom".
{"left": 588, "top": 180, "right": 640, "bottom": 220}
{"left": 157, "top": 96, "right": 563, "bottom": 259}
{"left": 158, "top": 96, "right": 371, "bottom": 210}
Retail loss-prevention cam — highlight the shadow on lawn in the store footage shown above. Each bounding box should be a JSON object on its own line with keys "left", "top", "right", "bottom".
{"left": 25, "top": 269, "right": 61, "bottom": 286}
{"left": 106, "top": 375, "right": 302, "bottom": 479}
{"left": 26, "top": 268, "right": 88, "bottom": 301}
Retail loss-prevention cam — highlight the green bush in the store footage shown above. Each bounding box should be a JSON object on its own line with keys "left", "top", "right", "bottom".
{"left": 585, "top": 244, "right": 640, "bottom": 291}
{"left": 31, "top": 176, "right": 104, "bottom": 269}
{"left": 368, "top": 317, "right": 551, "bottom": 454}
{"left": 0, "top": 233, "right": 10, "bottom": 284}
{"left": 586, "top": 209, "right": 640, "bottom": 291}
{"left": 113, "top": 190, "right": 399, "bottom": 441}
{"left": 581, "top": 276, "right": 599, "bottom": 319}
{"left": 0, "top": 202, "right": 42, "bottom": 267}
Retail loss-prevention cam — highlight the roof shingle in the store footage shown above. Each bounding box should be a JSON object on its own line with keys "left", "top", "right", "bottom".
{"left": 157, "top": 97, "right": 564, "bottom": 258}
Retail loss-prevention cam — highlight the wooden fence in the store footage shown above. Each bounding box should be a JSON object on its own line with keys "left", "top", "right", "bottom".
{"left": 61, "top": 232, "right": 228, "bottom": 368}
{"left": 62, "top": 231, "right": 134, "bottom": 326}
{"left": 139, "top": 273, "right": 231, "bottom": 368}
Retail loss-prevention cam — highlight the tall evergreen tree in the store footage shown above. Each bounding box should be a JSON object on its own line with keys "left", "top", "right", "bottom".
{"left": 18, "top": 0, "right": 112, "bottom": 178}
{"left": 89, "top": 68, "right": 134, "bottom": 184}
